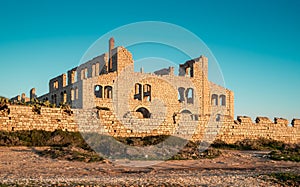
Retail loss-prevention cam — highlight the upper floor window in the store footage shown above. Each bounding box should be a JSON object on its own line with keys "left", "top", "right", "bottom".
{"left": 94, "top": 85, "right": 103, "bottom": 98}
{"left": 220, "top": 95, "right": 226, "bottom": 106}
{"left": 211, "top": 94, "right": 218, "bottom": 106}
{"left": 104, "top": 86, "right": 112, "bottom": 99}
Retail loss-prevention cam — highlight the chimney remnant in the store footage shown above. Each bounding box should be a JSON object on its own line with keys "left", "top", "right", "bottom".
{"left": 109, "top": 37, "right": 115, "bottom": 72}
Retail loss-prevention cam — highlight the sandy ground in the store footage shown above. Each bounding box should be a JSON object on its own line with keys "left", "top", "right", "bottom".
{"left": 0, "top": 146, "right": 299, "bottom": 186}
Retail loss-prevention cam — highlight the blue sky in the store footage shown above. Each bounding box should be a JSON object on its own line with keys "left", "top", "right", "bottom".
{"left": 0, "top": 0, "right": 299, "bottom": 121}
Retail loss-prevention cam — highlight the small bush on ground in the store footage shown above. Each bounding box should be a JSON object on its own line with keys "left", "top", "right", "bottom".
{"left": 38, "top": 146, "right": 104, "bottom": 162}
{"left": 212, "top": 138, "right": 286, "bottom": 151}
{"left": 0, "top": 130, "right": 103, "bottom": 162}
{"left": 268, "top": 144, "right": 300, "bottom": 162}
{"left": 169, "top": 141, "right": 221, "bottom": 160}
{"left": 211, "top": 138, "right": 300, "bottom": 162}
{"left": 0, "top": 130, "right": 87, "bottom": 147}
{"left": 269, "top": 172, "right": 300, "bottom": 186}
{"left": 115, "top": 135, "right": 170, "bottom": 146}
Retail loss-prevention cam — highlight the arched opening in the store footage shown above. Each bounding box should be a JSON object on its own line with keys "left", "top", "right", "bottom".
{"left": 75, "top": 87, "right": 79, "bottom": 100}
{"left": 180, "top": 109, "right": 193, "bottom": 121}
{"left": 63, "top": 91, "right": 67, "bottom": 103}
{"left": 216, "top": 114, "right": 221, "bottom": 122}
{"left": 81, "top": 69, "right": 84, "bottom": 80}
{"left": 186, "top": 88, "right": 194, "bottom": 104}
{"left": 94, "top": 85, "right": 103, "bottom": 98}
{"left": 178, "top": 87, "right": 185, "bottom": 102}
{"left": 71, "top": 89, "right": 75, "bottom": 101}
{"left": 220, "top": 95, "right": 226, "bottom": 106}
{"left": 134, "top": 83, "right": 142, "bottom": 100}
{"left": 211, "top": 94, "right": 218, "bottom": 106}
{"left": 143, "top": 84, "right": 151, "bottom": 101}
{"left": 60, "top": 92, "right": 64, "bottom": 103}
{"left": 54, "top": 94, "right": 57, "bottom": 106}
{"left": 136, "top": 107, "right": 151, "bottom": 118}
{"left": 104, "top": 86, "right": 112, "bottom": 99}
{"left": 53, "top": 81, "right": 59, "bottom": 89}
{"left": 180, "top": 110, "right": 192, "bottom": 114}
{"left": 73, "top": 70, "right": 78, "bottom": 83}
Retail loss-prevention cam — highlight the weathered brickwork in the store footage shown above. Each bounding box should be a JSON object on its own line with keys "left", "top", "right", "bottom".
{"left": 0, "top": 105, "right": 299, "bottom": 143}
{"left": 5, "top": 38, "right": 299, "bottom": 144}
{"left": 34, "top": 38, "right": 233, "bottom": 119}
{"left": 216, "top": 116, "right": 300, "bottom": 144}
{"left": 0, "top": 105, "right": 77, "bottom": 132}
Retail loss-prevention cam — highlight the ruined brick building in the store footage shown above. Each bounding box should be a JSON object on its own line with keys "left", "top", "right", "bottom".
{"left": 36, "top": 38, "right": 234, "bottom": 121}
{"left": 4, "top": 38, "right": 299, "bottom": 143}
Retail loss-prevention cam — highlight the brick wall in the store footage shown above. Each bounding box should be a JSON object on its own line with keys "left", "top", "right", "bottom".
{"left": 0, "top": 105, "right": 299, "bottom": 144}
{"left": 216, "top": 116, "right": 300, "bottom": 144}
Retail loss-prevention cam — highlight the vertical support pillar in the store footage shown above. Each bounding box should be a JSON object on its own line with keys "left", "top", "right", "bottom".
{"left": 108, "top": 37, "right": 115, "bottom": 72}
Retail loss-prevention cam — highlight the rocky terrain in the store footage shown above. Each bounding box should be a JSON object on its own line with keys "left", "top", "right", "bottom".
{"left": 0, "top": 146, "right": 299, "bottom": 186}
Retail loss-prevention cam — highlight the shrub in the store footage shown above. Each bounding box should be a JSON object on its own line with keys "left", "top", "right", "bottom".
{"left": 115, "top": 135, "right": 170, "bottom": 146}
{"left": 268, "top": 144, "right": 300, "bottom": 162}
{"left": 269, "top": 172, "right": 300, "bottom": 186}
{"left": 212, "top": 138, "right": 286, "bottom": 151}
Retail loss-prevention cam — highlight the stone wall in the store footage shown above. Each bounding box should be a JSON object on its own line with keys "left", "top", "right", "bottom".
{"left": 0, "top": 105, "right": 77, "bottom": 132}
{"left": 216, "top": 116, "right": 300, "bottom": 144}
{"left": 0, "top": 105, "right": 299, "bottom": 144}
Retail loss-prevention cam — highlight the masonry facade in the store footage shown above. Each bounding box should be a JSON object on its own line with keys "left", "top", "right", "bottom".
{"left": 0, "top": 105, "right": 299, "bottom": 143}
{"left": 3, "top": 38, "right": 299, "bottom": 143}
{"left": 37, "top": 38, "right": 233, "bottom": 121}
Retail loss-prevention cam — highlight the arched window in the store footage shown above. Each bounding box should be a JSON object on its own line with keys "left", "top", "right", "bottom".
{"left": 73, "top": 70, "right": 78, "bottom": 83}
{"left": 143, "top": 84, "right": 151, "bottom": 93}
{"left": 75, "top": 87, "right": 78, "bottom": 100}
{"left": 143, "top": 84, "right": 151, "bottom": 101}
{"left": 180, "top": 110, "right": 193, "bottom": 121}
{"left": 178, "top": 87, "right": 185, "bottom": 102}
{"left": 134, "top": 83, "right": 142, "bottom": 100}
{"left": 94, "top": 85, "right": 103, "bottom": 98}
{"left": 186, "top": 67, "right": 190, "bottom": 77}
{"left": 71, "top": 89, "right": 75, "bottom": 101}
{"left": 136, "top": 107, "right": 151, "bottom": 118}
{"left": 53, "top": 81, "right": 59, "bottom": 89}
{"left": 104, "top": 86, "right": 112, "bottom": 99}
{"left": 81, "top": 69, "right": 84, "bottom": 80}
{"left": 211, "top": 94, "right": 218, "bottom": 106}
{"left": 216, "top": 114, "right": 221, "bottom": 122}
{"left": 54, "top": 94, "right": 57, "bottom": 106}
{"left": 186, "top": 88, "right": 194, "bottom": 104}
{"left": 181, "top": 110, "right": 192, "bottom": 114}
{"left": 63, "top": 91, "right": 67, "bottom": 103}
{"left": 219, "top": 95, "right": 226, "bottom": 106}
{"left": 60, "top": 92, "right": 64, "bottom": 103}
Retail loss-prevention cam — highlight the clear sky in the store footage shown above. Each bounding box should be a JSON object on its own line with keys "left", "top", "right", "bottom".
{"left": 0, "top": 0, "right": 299, "bottom": 121}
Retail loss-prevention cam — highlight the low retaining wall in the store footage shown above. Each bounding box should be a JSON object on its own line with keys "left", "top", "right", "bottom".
{"left": 0, "top": 105, "right": 299, "bottom": 143}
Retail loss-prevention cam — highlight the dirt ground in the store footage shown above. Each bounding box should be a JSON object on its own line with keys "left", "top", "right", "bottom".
{"left": 0, "top": 146, "right": 299, "bottom": 186}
